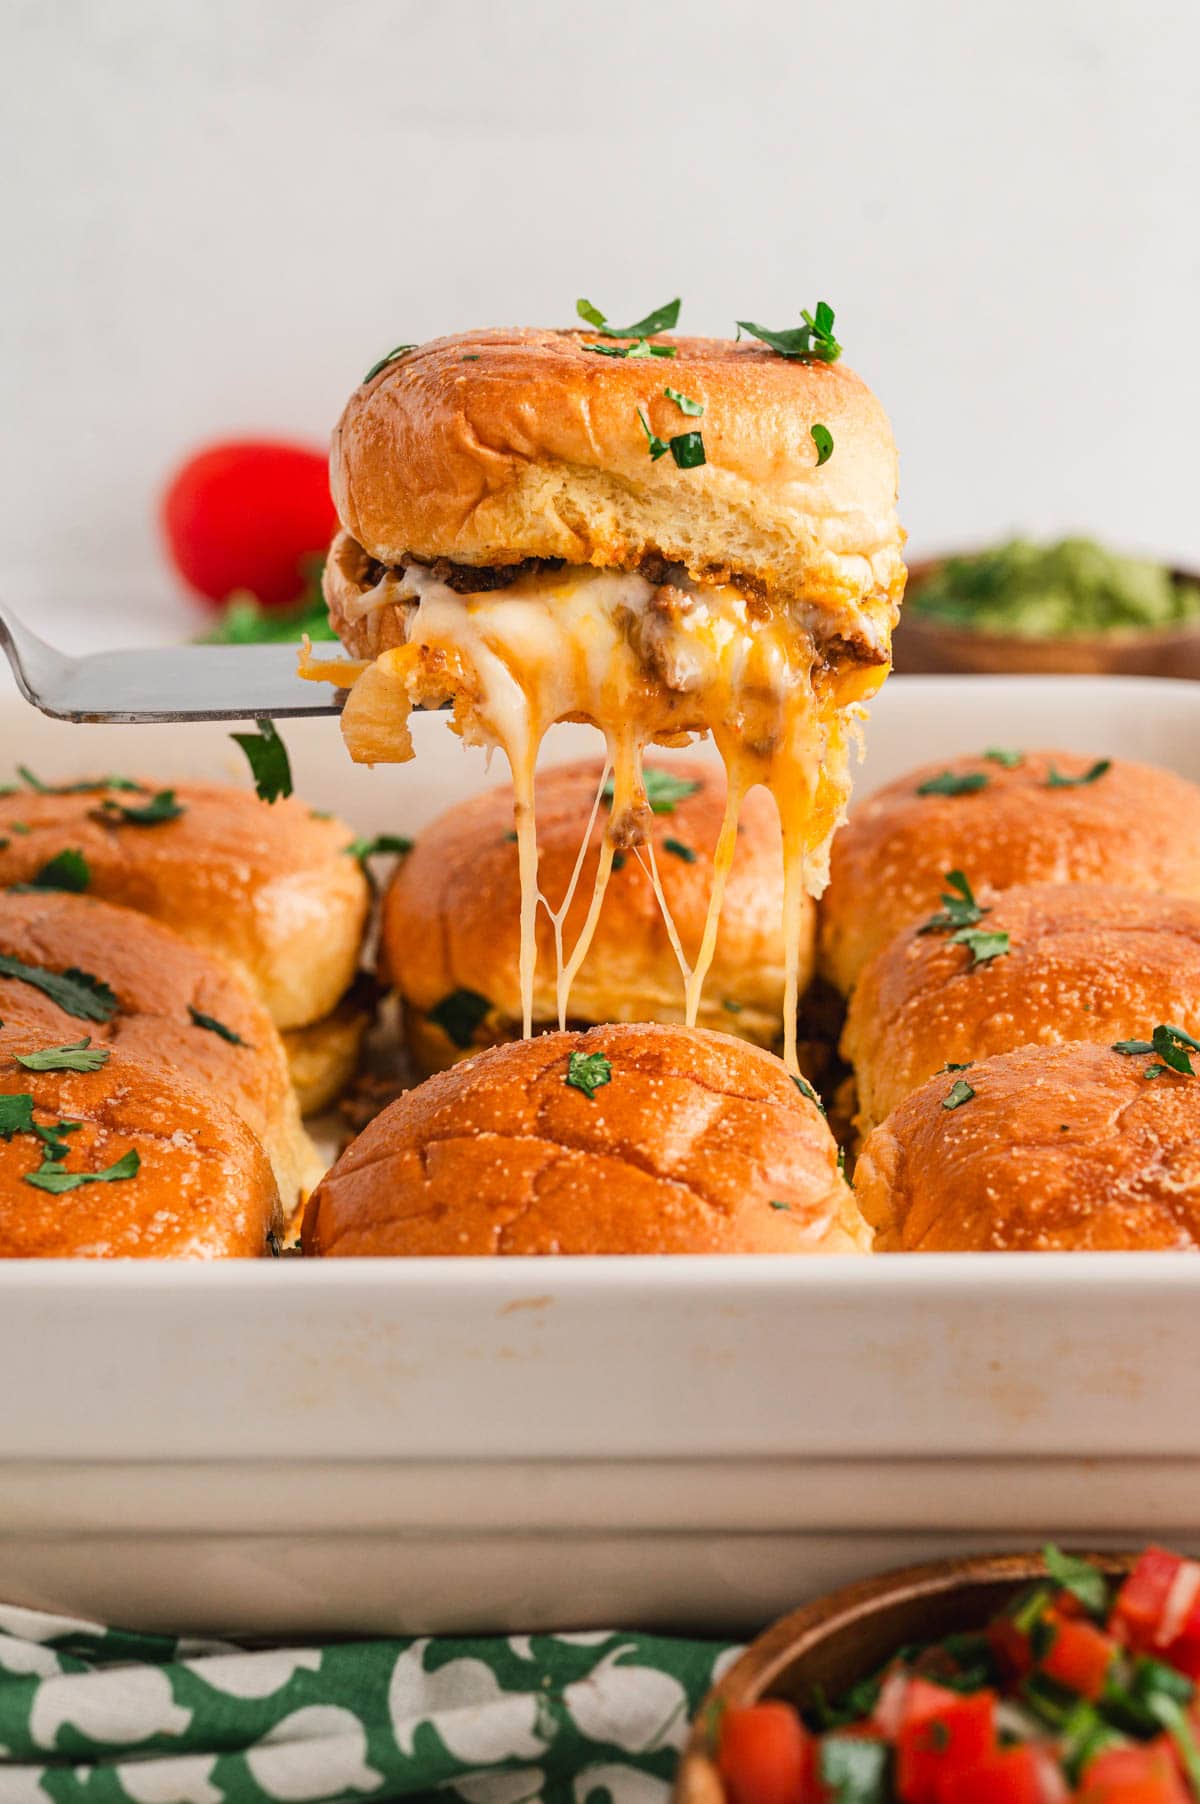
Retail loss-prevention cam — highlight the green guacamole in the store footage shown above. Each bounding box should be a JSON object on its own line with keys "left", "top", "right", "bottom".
{"left": 908, "top": 537, "right": 1200, "bottom": 637}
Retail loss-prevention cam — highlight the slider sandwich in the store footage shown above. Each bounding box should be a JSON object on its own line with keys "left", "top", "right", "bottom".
{"left": 0, "top": 774, "right": 371, "bottom": 1113}
{"left": 307, "top": 305, "right": 904, "bottom": 1064}
{"left": 382, "top": 755, "right": 810, "bottom": 1071}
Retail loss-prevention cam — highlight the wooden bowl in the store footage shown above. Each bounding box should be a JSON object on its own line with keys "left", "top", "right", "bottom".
{"left": 893, "top": 559, "right": 1200, "bottom": 678}
{"left": 673, "top": 1549, "right": 1135, "bottom": 1804}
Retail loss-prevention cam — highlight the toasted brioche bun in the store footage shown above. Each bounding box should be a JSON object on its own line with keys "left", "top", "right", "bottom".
{"left": 0, "top": 891, "right": 321, "bottom": 1205}
{"left": 819, "top": 751, "right": 1200, "bottom": 994}
{"left": 0, "top": 780, "right": 369, "bottom": 1030}
{"left": 328, "top": 329, "right": 904, "bottom": 625}
{"left": 0, "top": 1027, "right": 280, "bottom": 1258}
{"left": 382, "top": 757, "right": 805, "bottom": 1070}
{"left": 845, "top": 883, "right": 1200, "bottom": 1135}
{"left": 303, "top": 1022, "right": 868, "bottom": 1256}
{"left": 856, "top": 1041, "right": 1200, "bottom": 1251}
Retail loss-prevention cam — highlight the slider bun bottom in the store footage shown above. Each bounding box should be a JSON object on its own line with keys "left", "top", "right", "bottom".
{"left": 0, "top": 1028, "right": 280, "bottom": 1258}
{"left": 855, "top": 1040, "right": 1200, "bottom": 1251}
{"left": 304, "top": 1023, "right": 869, "bottom": 1256}
{"left": 282, "top": 990, "right": 374, "bottom": 1117}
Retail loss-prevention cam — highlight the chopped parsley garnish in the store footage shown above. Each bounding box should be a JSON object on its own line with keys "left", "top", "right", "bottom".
{"left": 916, "top": 770, "right": 989, "bottom": 797}
{"left": 15, "top": 1039, "right": 109, "bottom": 1074}
{"left": 25, "top": 1146, "right": 140, "bottom": 1194}
{"left": 10, "top": 849, "right": 89, "bottom": 894}
{"left": 663, "top": 387, "right": 704, "bottom": 416}
{"left": 566, "top": 1049, "right": 613, "bottom": 1099}
{"left": 345, "top": 834, "right": 413, "bottom": 865}
{"left": 636, "top": 408, "right": 705, "bottom": 468}
{"left": 735, "top": 301, "right": 842, "bottom": 362}
{"left": 919, "top": 870, "right": 985, "bottom": 934}
{"left": 363, "top": 344, "right": 416, "bottom": 384}
{"left": 0, "top": 1093, "right": 35, "bottom": 1140}
{"left": 811, "top": 423, "right": 834, "bottom": 466}
{"left": 1113, "top": 1023, "right": 1200, "bottom": 1077}
{"left": 941, "top": 1060, "right": 973, "bottom": 1073}
{"left": 602, "top": 766, "right": 701, "bottom": 814}
{"left": 461, "top": 355, "right": 480, "bottom": 361}
{"left": 791, "top": 1073, "right": 828, "bottom": 1117}
{"left": 1043, "top": 1544, "right": 1110, "bottom": 1616}
{"left": 188, "top": 1006, "right": 250, "bottom": 1048}
{"left": 722, "top": 999, "right": 743, "bottom": 1014}
{"left": 15, "top": 769, "right": 143, "bottom": 796}
{"left": 637, "top": 406, "right": 669, "bottom": 461}
{"left": 769, "top": 1199, "right": 790, "bottom": 1211}
{"left": 943, "top": 1077, "right": 976, "bottom": 1110}
{"left": 984, "top": 747, "right": 1024, "bottom": 767}
{"left": 662, "top": 838, "right": 697, "bottom": 863}
{"left": 94, "top": 789, "right": 184, "bottom": 826}
{"left": 611, "top": 851, "right": 626, "bottom": 872}
{"left": 583, "top": 340, "right": 676, "bottom": 361}
{"left": 231, "top": 719, "right": 293, "bottom": 803}
{"left": 576, "top": 296, "right": 681, "bottom": 338}
{"left": 0, "top": 955, "right": 118, "bottom": 1022}
{"left": 955, "top": 926, "right": 1010, "bottom": 968}
{"left": 428, "top": 987, "right": 492, "bottom": 1048}
{"left": 1046, "top": 758, "right": 1112, "bottom": 788}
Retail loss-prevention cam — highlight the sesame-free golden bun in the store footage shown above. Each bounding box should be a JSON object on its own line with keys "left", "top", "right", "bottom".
{"left": 844, "top": 884, "right": 1200, "bottom": 1136}
{"left": 303, "top": 1023, "right": 869, "bottom": 1256}
{"left": 0, "top": 1026, "right": 280, "bottom": 1258}
{"left": 819, "top": 751, "right": 1200, "bottom": 995}
{"left": 325, "top": 328, "right": 904, "bottom": 650}
{"left": 0, "top": 891, "right": 321, "bottom": 1207}
{"left": 855, "top": 1040, "right": 1200, "bottom": 1252}
{"left": 382, "top": 757, "right": 805, "bottom": 1071}
{"left": 280, "top": 984, "right": 374, "bottom": 1116}
{"left": 0, "top": 779, "right": 369, "bottom": 1032}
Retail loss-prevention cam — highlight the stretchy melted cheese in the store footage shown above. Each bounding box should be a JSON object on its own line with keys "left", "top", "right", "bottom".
{"left": 302, "top": 559, "right": 888, "bottom": 1069}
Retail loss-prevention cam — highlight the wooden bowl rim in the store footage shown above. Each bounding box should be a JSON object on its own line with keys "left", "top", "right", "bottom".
{"left": 674, "top": 1548, "right": 1136, "bottom": 1803}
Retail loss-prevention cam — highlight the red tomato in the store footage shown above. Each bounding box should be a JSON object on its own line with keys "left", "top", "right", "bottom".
{"left": 935, "top": 1744, "right": 1045, "bottom": 1804}
{"left": 1111, "top": 1550, "right": 1185, "bottom": 1651}
{"left": 160, "top": 439, "right": 336, "bottom": 611}
{"left": 1039, "top": 1609, "right": 1117, "bottom": 1700}
{"left": 1076, "top": 1737, "right": 1191, "bottom": 1803}
{"left": 895, "top": 1687, "right": 996, "bottom": 1803}
{"left": 717, "top": 1701, "right": 816, "bottom": 1804}
{"left": 989, "top": 1612, "right": 1035, "bottom": 1680}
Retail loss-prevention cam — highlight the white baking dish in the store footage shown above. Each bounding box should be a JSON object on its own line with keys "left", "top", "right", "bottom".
{"left": 1, "top": 674, "right": 1198, "bottom": 1638}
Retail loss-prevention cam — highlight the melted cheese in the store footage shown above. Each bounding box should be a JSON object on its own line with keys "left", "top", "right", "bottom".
{"left": 303, "top": 561, "right": 888, "bottom": 1070}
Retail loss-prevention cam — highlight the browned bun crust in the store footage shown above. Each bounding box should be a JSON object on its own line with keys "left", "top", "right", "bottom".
{"left": 0, "top": 891, "right": 320, "bottom": 1206}
{"left": 328, "top": 328, "right": 904, "bottom": 619}
{"left": 844, "top": 884, "right": 1200, "bottom": 1135}
{"left": 281, "top": 988, "right": 374, "bottom": 1116}
{"left": 0, "top": 780, "right": 369, "bottom": 1030}
{"left": 382, "top": 757, "right": 805, "bottom": 1070}
{"left": 303, "top": 1022, "right": 869, "bottom": 1256}
{"left": 0, "top": 1026, "right": 280, "bottom": 1257}
{"left": 819, "top": 751, "right": 1200, "bottom": 994}
{"left": 855, "top": 1040, "right": 1200, "bottom": 1251}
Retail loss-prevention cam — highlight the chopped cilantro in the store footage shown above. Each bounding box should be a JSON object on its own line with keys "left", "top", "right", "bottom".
{"left": 811, "top": 423, "right": 834, "bottom": 466}
{"left": 954, "top": 926, "right": 1010, "bottom": 968}
{"left": 0, "top": 1093, "right": 35, "bottom": 1140}
{"left": 231, "top": 719, "right": 293, "bottom": 803}
{"left": 943, "top": 1078, "right": 976, "bottom": 1110}
{"left": 576, "top": 297, "right": 681, "bottom": 338}
{"left": 663, "top": 386, "right": 704, "bottom": 416}
{"left": 1046, "top": 759, "right": 1111, "bottom": 788}
{"left": 984, "top": 747, "right": 1024, "bottom": 767}
{"left": 94, "top": 789, "right": 184, "bottom": 826}
{"left": 363, "top": 344, "right": 416, "bottom": 383}
{"left": 188, "top": 1006, "right": 250, "bottom": 1048}
{"left": 566, "top": 1050, "right": 613, "bottom": 1099}
{"left": 9, "top": 849, "right": 89, "bottom": 894}
{"left": 15, "top": 1039, "right": 109, "bottom": 1074}
{"left": 916, "top": 770, "right": 989, "bottom": 797}
{"left": 25, "top": 1146, "right": 140, "bottom": 1194}
{"left": 1113, "top": 1024, "right": 1200, "bottom": 1076}
{"left": 0, "top": 956, "right": 118, "bottom": 1022}
{"left": 919, "top": 870, "right": 986, "bottom": 934}
{"left": 791, "top": 1073, "right": 828, "bottom": 1117}
{"left": 735, "top": 301, "right": 842, "bottom": 362}
{"left": 1043, "top": 1544, "right": 1110, "bottom": 1616}
{"left": 668, "top": 430, "right": 706, "bottom": 469}
{"left": 428, "top": 987, "right": 492, "bottom": 1049}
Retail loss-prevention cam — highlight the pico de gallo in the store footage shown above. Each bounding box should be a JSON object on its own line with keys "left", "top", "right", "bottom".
{"left": 714, "top": 1547, "right": 1200, "bottom": 1803}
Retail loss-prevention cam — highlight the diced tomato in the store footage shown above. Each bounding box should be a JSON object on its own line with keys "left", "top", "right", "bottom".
{"left": 872, "top": 1666, "right": 924, "bottom": 1737}
{"left": 1111, "top": 1550, "right": 1186, "bottom": 1651}
{"left": 895, "top": 1687, "right": 996, "bottom": 1803}
{"left": 935, "top": 1744, "right": 1045, "bottom": 1804}
{"left": 1038, "top": 1608, "right": 1117, "bottom": 1700}
{"left": 990, "top": 1612, "right": 1035, "bottom": 1679}
{"left": 717, "top": 1701, "right": 816, "bottom": 1804}
{"left": 1053, "top": 1586, "right": 1088, "bottom": 1619}
{"left": 1076, "top": 1736, "right": 1191, "bottom": 1803}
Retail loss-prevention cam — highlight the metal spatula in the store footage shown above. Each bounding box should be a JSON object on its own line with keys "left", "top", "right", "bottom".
{"left": 0, "top": 604, "right": 349, "bottom": 722}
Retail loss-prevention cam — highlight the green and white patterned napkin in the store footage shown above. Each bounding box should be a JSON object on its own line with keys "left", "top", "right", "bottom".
{"left": 0, "top": 1603, "right": 737, "bottom": 1804}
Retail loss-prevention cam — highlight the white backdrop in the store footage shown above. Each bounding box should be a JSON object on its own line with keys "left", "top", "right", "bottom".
{"left": 2, "top": 0, "right": 1197, "bottom": 645}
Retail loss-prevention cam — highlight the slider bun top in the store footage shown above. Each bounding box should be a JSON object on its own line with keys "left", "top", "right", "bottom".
{"left": 819, "top": 751, "right": 1200, "bottom": 994}
{"left": 382, "top": 757, "right": 805, "bottom": 1067}
{"left": 855, "top": 1040, "right": 1200, "bottom": 1252}
{"left": 0, "top": 779, "right": 369, "bottom": 1029}
{"left": 329, "top": 329, "right": 904, "bottom": 615}
{"left": 0, "top": 891, "right": 318, "bottom": 1205}
{"left": 303, "top": 1022, "right": 868, "bottom": 1256}
{"left": 845, "top": 884, "right": 1200, "bottom": 1132}
{"left": 0, "top": 1026, "right": 280, "bottom": 1258}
